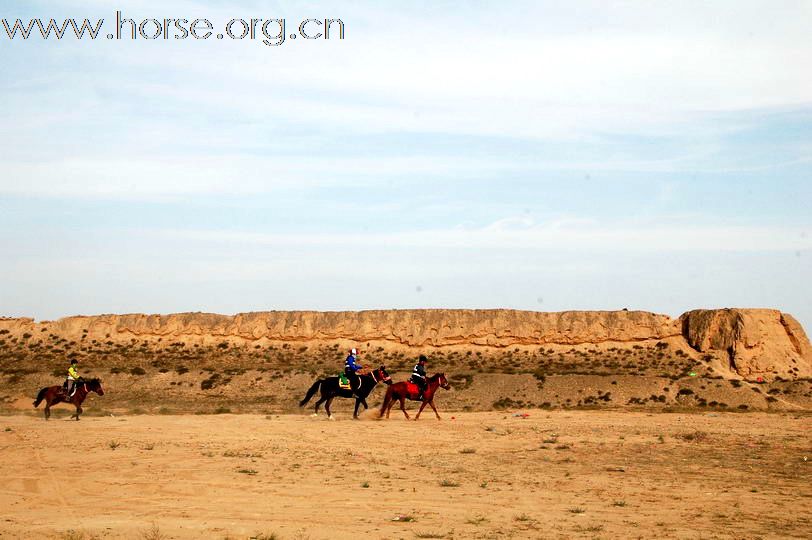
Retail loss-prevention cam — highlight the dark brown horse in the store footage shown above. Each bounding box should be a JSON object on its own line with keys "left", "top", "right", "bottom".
{"left": 300, "top": 366, "right": 392, "bottom": 419}
{"left": 379, "top": 373, "right": 450, "bottom": 420}
{"left": 33, "top": 378, "right": 104, "bottom": 420}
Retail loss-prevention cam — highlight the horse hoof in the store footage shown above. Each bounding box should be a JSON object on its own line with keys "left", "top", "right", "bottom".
{"left": 310, "top": 413, "right": 319, "bottom": 417}
{"left": 328, "top": 416, "right": 335, "bottom": 421}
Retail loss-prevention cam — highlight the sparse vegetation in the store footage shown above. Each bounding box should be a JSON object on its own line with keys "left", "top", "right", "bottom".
{"left": 140, "top": 523, "right": 168, "bottom": 540}
{"left": 58, "top": 531, "right": 95, "bottom": 540}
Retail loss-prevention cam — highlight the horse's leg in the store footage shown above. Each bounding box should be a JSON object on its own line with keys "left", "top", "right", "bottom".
{"left": 45, "top": 394, "right": 62, "bottom": 420}
{"left": 75, "top": 404, "right": 82, "bottom": 421}
{"left": 353, "top": 398, "right": 361, "bottom": 419}
{"left": 428, "top": 399, "right": 441, "bottom": 420}
{"left": 379, "top": 396, "right": 390, "bottom": 419}
{"left": 399, "top": 397, "right": 410, "bottom": 420}
{"left": 361, "top": 398, "right": 368, "bottom": 410}
{"left": 325, "top": 397, "right": 335, "bottom": 420}
{"left": 384, "top": 394, "right": 397, "bottom": 419}
{"left": 313, "top": 395, "right": 327, "bottom": 416}
{"left": 414, "top": 400, "right": 429, "bottom": 421}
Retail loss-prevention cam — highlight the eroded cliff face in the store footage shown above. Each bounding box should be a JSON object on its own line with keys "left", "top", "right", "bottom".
{"left": 680, "top": 309, "right": 812, "bottom": 380}
{"left": 1, "top": 308, "right": 809, "bottom": 380}
{"left": 0, "top": 310, "right": 680, "bottom": 348}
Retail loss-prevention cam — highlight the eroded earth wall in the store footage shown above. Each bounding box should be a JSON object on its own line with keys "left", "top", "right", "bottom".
{"left": 1, "top": 308, "right": 809, "bottom": 381}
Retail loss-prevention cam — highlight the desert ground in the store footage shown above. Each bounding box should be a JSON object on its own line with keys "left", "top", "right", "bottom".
{"left": 1, "top": 408, "right": 810, "bottom": 540}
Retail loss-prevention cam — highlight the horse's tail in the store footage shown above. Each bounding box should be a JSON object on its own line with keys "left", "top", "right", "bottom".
{"left": 299, "top": 380, "right": 322, "bottom": 407}
{"left": 379, "top": 385, "right": 394, "bottom": 417}
{"left": 33, "top": 387, "right": 48, "bottom": 408}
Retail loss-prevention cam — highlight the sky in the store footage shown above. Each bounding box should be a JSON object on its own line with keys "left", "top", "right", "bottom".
{"left": 1, "top": 0, "right": 810, "bottom": 330}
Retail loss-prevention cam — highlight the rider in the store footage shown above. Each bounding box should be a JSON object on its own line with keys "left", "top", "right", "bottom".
{"left": 344, "top": 348, "right": 363, "bottom": 392}
{"left": 66, "top": 358, "right": 80, "bottom": 397}
{"left": 410, "top": 355, "right": 428, "bottom": 400}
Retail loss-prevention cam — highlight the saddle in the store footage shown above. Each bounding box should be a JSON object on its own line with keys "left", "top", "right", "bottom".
{"left": 62, "top": 379, "right": 82, "bottom": 398}
{"left": 338, "top": 373, "right": 351, "bottom": 390}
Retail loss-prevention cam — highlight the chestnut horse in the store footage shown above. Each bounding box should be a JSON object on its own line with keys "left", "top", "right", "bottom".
{"left": 33, "top": 378, "right": 105, "bottom": 420}
{"left": 299, "top": 366, "right": 392, "bottom": 419}
{"left": 379, "top": 373, "right": 450, "bottom": 420}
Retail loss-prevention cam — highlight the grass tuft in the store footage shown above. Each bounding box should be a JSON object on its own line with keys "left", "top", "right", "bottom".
{"left": 140, "top": 523, "right": 168, "bottom": 540}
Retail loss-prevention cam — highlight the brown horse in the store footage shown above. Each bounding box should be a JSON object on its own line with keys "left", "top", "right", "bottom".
{"left": 33, "top": 378, "right": 104, "bottom": 420}
{"left": 379, "top": 373, "right": 450, "bottom": 420}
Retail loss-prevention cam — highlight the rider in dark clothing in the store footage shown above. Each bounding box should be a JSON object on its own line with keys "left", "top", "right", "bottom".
{"left": 410, "top": 355, "right": 428, "bottom": 399}
{"left": 344, "top": 348, "right": 363, "bottom": 392}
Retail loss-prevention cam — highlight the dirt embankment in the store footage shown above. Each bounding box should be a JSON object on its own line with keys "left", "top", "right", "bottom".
{"left": 2, "top": 309, "right": 680, "bottom": 348}
{"left": 1, "top": 309, "right": 811, "bottom": 415}
{"left": 1, "top": 308, "right": 809, "bottom": 380}
{"left": 680, "top": 309, "right": 812, "bottom": 380}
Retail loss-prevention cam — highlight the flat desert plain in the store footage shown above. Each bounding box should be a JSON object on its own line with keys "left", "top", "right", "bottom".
{"left": 1, "top": 410, "right": 810, "bottom": 539}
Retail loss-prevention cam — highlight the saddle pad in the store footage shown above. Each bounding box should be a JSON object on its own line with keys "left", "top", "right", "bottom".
{"left": 405, "top": 382, "right": 420, "bottom": 397}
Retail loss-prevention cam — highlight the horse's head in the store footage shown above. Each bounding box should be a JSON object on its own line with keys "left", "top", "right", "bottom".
{"left": 438, "top": 373, "right": 450, "bottom": 390}
{"left": 377, "top": 365, "right": 393, "bottom": 385}
{"left": 88, "top": 378, "right": 105, "bottom": 396}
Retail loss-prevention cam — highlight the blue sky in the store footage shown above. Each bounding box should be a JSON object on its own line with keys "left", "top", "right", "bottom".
{"left": 1, "top": 0, "right": 810, "bottom": 330}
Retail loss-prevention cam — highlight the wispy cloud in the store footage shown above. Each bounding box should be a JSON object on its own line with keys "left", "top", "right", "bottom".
{"left": 165, "top": 219, "right": 812, "bottom": 253}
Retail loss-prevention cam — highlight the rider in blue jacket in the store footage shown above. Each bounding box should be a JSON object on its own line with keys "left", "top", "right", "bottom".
{"left": 344, "top": 348, "right": 363, "bottom": 391}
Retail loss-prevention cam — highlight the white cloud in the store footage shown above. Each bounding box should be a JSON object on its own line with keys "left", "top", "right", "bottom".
{"left": 165, "top": 219, "right": 812, "bottom": 253}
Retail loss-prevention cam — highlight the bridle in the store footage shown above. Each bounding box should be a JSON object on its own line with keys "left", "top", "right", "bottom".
{"left": 369, "top": 368, "right": 391, "bottom": 384}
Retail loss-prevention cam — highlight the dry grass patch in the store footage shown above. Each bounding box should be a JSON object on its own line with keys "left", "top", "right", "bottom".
{"left": 675, "top": 430, "right": 709, "bottom": 442}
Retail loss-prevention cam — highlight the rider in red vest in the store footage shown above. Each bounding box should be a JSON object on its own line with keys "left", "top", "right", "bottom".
{"left": 409, "top": 355, "right": 428, "bottom": 400}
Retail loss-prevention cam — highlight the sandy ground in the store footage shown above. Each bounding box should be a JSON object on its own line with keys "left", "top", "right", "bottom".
{"left": 1, "top": 408, "right": 810, "bottom": 539}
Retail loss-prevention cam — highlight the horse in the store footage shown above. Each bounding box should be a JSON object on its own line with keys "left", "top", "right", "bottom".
{"left": 33, "top": 378, "right": 105, "bottom": 421}
{"left": 299, "top": 365, "right": 392, "bottom": 420}
{"left": 379, "top": 373, "right": 450, "bottom": 421}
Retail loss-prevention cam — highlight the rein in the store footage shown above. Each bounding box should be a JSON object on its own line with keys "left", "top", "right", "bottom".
{"left": 370, "top": 370, "right": 378, "bottom": 383}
